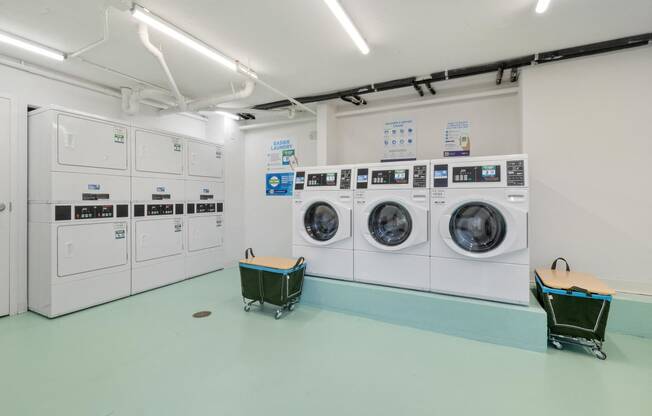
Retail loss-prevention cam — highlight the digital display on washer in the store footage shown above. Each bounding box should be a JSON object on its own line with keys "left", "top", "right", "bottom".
{"left": 371, "top": 169, "right": 409, "bottom": 185}
{"left": 307, "top": 172, "right": 337, "bottom": 187}
{"left": 452, "top": 165, "right": 501, "bottom": 183}
{"left": 433, "top": 164, "right": 449, "bottom": 188}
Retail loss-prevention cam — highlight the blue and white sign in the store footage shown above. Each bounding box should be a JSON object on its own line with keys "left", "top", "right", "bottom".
{"left": 382, "top": 119, "right": 416, "bottom": 161}
{"left": 266, "top": 172, "right": 294, "bottom": 197}
{"left": 444, "top": 120, "right": 471, "bottom": 157}
{"left": 267, "top": 138, "right": 296, "bottom": 170}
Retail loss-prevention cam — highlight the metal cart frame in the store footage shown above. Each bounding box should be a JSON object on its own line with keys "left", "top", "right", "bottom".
{"left": 240, "top": 248, "right": 305, "bottom": 319}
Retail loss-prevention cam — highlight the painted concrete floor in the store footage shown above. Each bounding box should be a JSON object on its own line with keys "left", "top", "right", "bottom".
{"left": 2, "top": 269, "right": 650, "bottom": 416}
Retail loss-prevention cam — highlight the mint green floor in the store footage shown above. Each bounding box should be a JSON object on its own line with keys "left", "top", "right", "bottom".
{"left": 2, "top": 268, "right": 651, "bottom": 416}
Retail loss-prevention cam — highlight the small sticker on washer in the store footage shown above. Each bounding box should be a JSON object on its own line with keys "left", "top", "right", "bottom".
{"left": 216, "top": 150, "right": 222, "bottom": 159}
{"left": 113, "top": 128, "right": 126, "bottom": 143}
{"left": 173, "top": 139, "right": 182, "bottom": 152}
{"left": 156, "top": 186, "right": 166, "bottom": 193}
{"left": 88, "top": 184, "right": 101, "bottom": 190}
{"left": 174, "top": 220, "right": 182, "bottom": 232}
{"left": 114, "top": 229, "right": 125, "bottom": 239}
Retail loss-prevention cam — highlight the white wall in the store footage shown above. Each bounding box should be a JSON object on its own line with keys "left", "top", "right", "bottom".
{"left": 522, "top": 47, "right": 652, "bottom": 294}
{"left": 242, "top": 121, "right": 317, "bottom": 258}
{"left": 206, "top": 114, "right": 246, "bottom": 266}
{"left": 0, "top": 64, "right": 207, "bottom": 313}
{"left": 334, "top": 91, "right": 522, "bottom": 163}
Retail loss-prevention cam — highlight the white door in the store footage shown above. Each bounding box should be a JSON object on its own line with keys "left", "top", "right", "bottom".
{"left": 134, "top": 130, "right": 183, "bottom": 175}
{"left": 188, "top": 141, "right": 222, "bottom": 179}
{"left": 0, "top": 97, "right": 10, "bottom": 316}
{"left": 57, "top": 222, "right": 129, "bottom": 277}
{"left": 188, "top": 215, "right": 222, "bottom": 252}
{"left": 135, "top": 218, "right": 184, "bottom": 262}
{"left": 57, "top": 114, "right": 128, "bottom": 171}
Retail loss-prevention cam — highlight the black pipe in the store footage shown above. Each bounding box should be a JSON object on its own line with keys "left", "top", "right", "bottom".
{"left": 252, "top": 32, "right": 651, "bottom": 111}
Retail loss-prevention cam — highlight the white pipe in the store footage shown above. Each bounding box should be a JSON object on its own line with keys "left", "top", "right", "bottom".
{"left": 138, "top": 23, "right": 187, "bottom": 111}
{"left": 160, "top": 79, "right": 255, "bottom": 115}
{"left": 0, "top": 52, "right": 207, "bottom": 121}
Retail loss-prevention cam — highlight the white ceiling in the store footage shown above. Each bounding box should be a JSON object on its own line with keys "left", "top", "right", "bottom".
{"left": 0, "top": 0, "right": 650, "bottom": 111}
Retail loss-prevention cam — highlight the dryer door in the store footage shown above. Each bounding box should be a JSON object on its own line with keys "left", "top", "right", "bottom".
{"left": 440, "top": 200, "right": 526, "bottom": 258}
{"left": 300, "top": 200, "right": 351, "bottom": 245}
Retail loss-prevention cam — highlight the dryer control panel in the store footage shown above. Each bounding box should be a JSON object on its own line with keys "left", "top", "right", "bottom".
{"left": 54, "top": 204, "right": 129, "bottom": 221}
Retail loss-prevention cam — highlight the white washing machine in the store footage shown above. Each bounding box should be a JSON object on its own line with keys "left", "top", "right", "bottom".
{"left": 430, "top": 154, "right": 530, "bottom": 305}
{"left": 354, "top": 161, "right": 431, "bottom": 290}
{"left": 292, "top": 165, "right": 354, "bottom": 280}
{"left": 132, "top": 127, "right": 185, "bottom": 179}
{"left": 131, "top": 177, "right": 186, "bottom": 294}
{"left": 185, "top": 180, "right": 224, "bottom": 278}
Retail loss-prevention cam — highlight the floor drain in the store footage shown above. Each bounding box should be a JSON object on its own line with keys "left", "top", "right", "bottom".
{"left": 192, "top": 311, "right": 211, "bottom": 318}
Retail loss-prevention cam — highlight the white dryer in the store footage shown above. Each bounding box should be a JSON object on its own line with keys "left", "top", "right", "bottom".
{"left": 292, "top": 165, "right": 354, "bottom": 280}
{"left": 185, "top": 180, "right": 224, "bottom": 278}
{"left": 430, "top": 154, "right": 529, "bottom": 305}
{"left": 354, "top": 161, "right": 431, "bottom": 290}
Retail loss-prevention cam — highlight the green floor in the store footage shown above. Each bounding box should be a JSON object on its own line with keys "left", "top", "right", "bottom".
{"left": 2, "top": 269, "right": 650, "bottom": 416}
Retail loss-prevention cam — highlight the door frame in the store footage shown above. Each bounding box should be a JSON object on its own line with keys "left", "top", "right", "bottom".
{"left": 2, "top": 93, "right": 28, "bottom": 315}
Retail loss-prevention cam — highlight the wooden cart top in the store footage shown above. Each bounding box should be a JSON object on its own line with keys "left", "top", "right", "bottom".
{"left": 535, "top": 268, "right": 615, "bottom": 295}
{"left": 239, "top": 256, "right": 300, "bottom": 270}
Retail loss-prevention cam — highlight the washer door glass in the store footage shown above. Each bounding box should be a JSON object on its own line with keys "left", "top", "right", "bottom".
{"left": 368, "top": 202, "right": 412, "bottom": 246}
{"left": 304, "top": 202, "right": 339, "bottom": 242}
{"left": 449, "top": 202, "right": 506, "bottom": 253}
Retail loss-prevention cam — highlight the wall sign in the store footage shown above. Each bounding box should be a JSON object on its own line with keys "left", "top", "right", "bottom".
{"left": 267, "top": 138, "right": 296, "bottom": 170}
{"left": 443, "top": 120, "right": 471, "bottom": 157}
{"left": 382, "top": 119, "right": 416, "bottom": 161}
{"left": 265, "top": 172, "right": 294, "bottom": 197}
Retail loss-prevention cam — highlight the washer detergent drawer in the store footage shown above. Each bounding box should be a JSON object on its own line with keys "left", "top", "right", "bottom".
{"left": 135, "top": 218, "right": 184, "bottom": 262}
{"left": 57, "top": 222, "right": 128, "bottom": 277}
{"left": 57, "top": 114, "right": 128, "bottom": 171}
{"left": 188, "top": 141, "right": 222, "bottom": 179}
{"left": 135, "top": 130, "right": 183, "bottom": 175}
{"left": 188, "top": 215, "right": 222, "bottom": 252}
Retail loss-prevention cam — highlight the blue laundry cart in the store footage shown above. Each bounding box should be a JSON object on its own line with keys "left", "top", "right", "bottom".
{"left": 535, "top": 258, "right": 615, "bottom": 360}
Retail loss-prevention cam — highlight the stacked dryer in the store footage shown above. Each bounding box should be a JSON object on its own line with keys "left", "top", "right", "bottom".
{"left": 184, "top": 138, "right": 225, "bottom": 278}
{"left": 130, "top": 127, "right": 187, "bottom": 293}
{"left": 353, "top": 161, "right": 431, "bottom": 290}
{"left": 28, "top": 106, "right": 132, "bottom": 317}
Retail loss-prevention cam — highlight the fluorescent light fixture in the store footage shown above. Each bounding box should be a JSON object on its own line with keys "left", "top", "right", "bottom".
{"left": 323, "top": 0, "right": 370, "bottom": 55}
{"left": 214, "top": 110, "right": 240, "bottom": 121}
{"left": 237, "top": 62, "right": 258, "bottom": 79}
{"left": 536, "top": 0, "right": 551, "bottom": 14}
{"left": 0, "top": 30, "right": 65, "bottom": 61}
{"left": 132, "top": 4, "right": 237, "bottom": 71}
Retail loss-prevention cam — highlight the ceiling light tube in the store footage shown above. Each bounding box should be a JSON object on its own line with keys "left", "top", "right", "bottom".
{"left": 535, "top": 0, "right": 551, "bottom": 14}
{"left": 0, "top": 30, "right": 65, "bottom": 61}
{"left": 323, "top": 0, "right": 370, "bottom": 55}
{"left": 131, "top": 4, "right": 237, "bottom": 71}
{"left": 214, "top": 110, "right": 240, "bottom": 121}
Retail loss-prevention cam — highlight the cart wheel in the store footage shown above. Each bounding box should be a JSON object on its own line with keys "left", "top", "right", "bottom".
{"left": 592, "top": 349, "right": 607, "bottom": 360}
{"left": 288, "top": 303, "right": 296, "bottom": 311}
{"left": 551, "top": 340, "right": 563, "bottom": 350}
{"left": 244, "top": 304, "right": 251, "bottom": 312}
{"left": 275, "top": 310, "right": 282, "bottom": 320}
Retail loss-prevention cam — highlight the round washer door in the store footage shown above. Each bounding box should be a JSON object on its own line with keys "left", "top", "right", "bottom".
{"left": 448, "top": 202, "right": 506, "bottom": 253}
{"left": 368, "top": 202, "right": 412, "bottom": 246}
{"left": 304, "top": 202, "right": 339, "bottom": 242}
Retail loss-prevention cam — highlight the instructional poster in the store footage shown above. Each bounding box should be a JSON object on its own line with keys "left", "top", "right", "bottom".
{"left": 266, "top": 172, "right": 294, "bottom": 197}
{"left": 382, "top": 119, "right": 416, "bottom": 161}
{"left": 443, "top": 120, "right": 471, "bottom": 157}
{"left": 267, "top": 138, "right": 296, "bottom": 170}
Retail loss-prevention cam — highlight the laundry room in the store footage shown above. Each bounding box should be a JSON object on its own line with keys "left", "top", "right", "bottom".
{"left": 0, "top": 1, "right": 651, "bottom": 415}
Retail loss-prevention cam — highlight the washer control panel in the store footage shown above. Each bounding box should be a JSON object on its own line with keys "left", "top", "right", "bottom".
{"left": 413, "top": 165, "right": 427, "bottom": 188}
{"left": 506, "top": 160, "right": 525, "bottom": 186}
{"left": 340, "top": 169, "right": 352, "bottom": 190}
{"left": 54, "top": 204, "right": 129, "bottom": 221}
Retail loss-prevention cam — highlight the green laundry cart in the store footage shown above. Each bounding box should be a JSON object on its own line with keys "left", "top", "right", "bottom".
{"left": 535, "top": 258, "right": 615, "bottom": 360}
{"left": 239, "top": 248, "right": 305, "bottom": 319}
